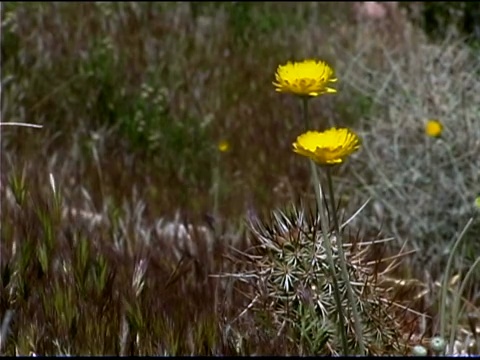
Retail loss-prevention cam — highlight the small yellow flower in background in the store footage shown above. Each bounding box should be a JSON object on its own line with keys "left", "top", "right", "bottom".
{"left": 293, "top": 127, "right": 361, "bottom": 165}
{"left": 425, "top": 119, "right": 443, "bottom": 138}
{"left": 273, "top": 59, "right": 337, "bottom": 97}
{"left": 475, "top": 196, "right": 480, "bottom": 209}
{"left": 218, "top": 140, "right": 230, "bottom": 153}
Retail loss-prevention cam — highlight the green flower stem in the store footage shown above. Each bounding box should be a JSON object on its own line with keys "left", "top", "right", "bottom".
{"left": 212, "top": 150, "right": 221, "bottom": 235}
{"left": 425, "top": 134, "right": 431, "bottom": 170}
{"left": 302, "top": 98, "right": 349, "bottom": 355}
{"left": 302, "top": 97, "right": 311, "bottom": 129}
{"left": 326, "top": 166, "right": 365, "bottom": 355}
{"left": 449, "top": 255, "right": 480, "bottom": 354}
{"left": 439, "top": 217, "right": 475, "bottom": 345}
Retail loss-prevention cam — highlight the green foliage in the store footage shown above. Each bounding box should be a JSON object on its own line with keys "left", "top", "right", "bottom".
{"left": 8, "top": 171, "right": 27, "bottom": 206}
{"left": 118, "top": 82, "right": 212, "bottom": 188}
{"left": 226, "top": 2, "right": 304, "bottom": 47}
{"left": 76, "top": 37, "right": 125, "bottom": 128}
{"left": 402, "top": 2, "right": 480, "bottom": 45}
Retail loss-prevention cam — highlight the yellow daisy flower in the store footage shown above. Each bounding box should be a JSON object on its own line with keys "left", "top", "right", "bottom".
{"left": 218, "top": 140, "right": 230, "bottom": 153}
{"left": 425, "top": 119, "right": 443, "bottom": 138}
{"left": 293, "top": 128, "right": 361, "bottom": 165}
{"left": 273, "top": 59, "right": 337, "bottom": 97}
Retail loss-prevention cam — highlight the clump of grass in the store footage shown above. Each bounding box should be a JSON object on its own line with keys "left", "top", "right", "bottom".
{"left": 0, "top": 175, "right": 250, "bottom": 355}
{"left": 433, "top": 216, "right": 480, "bottom": 356}
{"left": 338, "top": 27, "right": 480, "bottom": 278}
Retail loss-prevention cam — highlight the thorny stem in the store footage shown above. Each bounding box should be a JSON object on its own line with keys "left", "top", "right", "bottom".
{"left": 302, "top": 98, "right": 350, "bottom": 355}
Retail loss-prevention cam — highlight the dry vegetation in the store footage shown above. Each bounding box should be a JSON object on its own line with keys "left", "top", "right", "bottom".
{"left": 1, "top": 2, "right": 479, "bottom": 356}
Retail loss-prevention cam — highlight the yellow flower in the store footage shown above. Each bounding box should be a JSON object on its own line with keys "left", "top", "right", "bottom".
{"left": 273, "top": 59, "right": 337, "bottom": 97}
{"left": 475, "top": 196, "right": 480, "bottom": 209}
{"left": 425, "top": 119, "right": 443, "bottom": 138}
{"left": 218, "top": 140, "right": 230, "bottom": 153}
{"left": 293, "top": 128, "right": 361, "bottom": 165}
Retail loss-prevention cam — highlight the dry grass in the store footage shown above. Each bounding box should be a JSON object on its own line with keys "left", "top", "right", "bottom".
{"left": 1, "top": 2, "right": 479, "bottom": 355}
{"left": 340, "top": 25, "right": 480, "bottom": 277}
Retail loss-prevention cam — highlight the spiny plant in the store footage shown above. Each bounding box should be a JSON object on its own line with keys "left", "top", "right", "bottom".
{"left": 228, "top": 203, "right": 417, "bottom": 355}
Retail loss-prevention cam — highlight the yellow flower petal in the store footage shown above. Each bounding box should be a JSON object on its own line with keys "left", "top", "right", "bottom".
{"left": 475, "top": 196, "right": 480, "bottom": 209}
{"left": 218, "top": 140, "right": 230, "bottom": 153}
{"left": 425, "top": 119, "right": 443, "bottom": 138}
{"left": 293, "top": 128, "right": 361, "bottom": 165}
{"left": 273, "top": 59, "right": 337, "bottom": 98}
